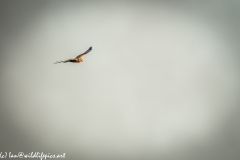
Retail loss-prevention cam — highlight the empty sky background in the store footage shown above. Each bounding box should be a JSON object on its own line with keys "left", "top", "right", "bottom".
{"left": 0, "top": 0, "right": 240, "bottom": 160}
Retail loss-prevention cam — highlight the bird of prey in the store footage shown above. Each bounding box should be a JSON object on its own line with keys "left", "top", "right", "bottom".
{"left": 54, "top": 46, "right": 92, "bottom": 64}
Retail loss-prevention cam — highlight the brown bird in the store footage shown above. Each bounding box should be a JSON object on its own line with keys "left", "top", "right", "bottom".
{"left": 54, "top": 46, "right": 92, "bottom": 64}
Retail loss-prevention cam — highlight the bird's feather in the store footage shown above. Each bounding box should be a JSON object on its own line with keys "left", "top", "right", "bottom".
{"left": 76, "top": 46, "right": 92, "bottom": 58}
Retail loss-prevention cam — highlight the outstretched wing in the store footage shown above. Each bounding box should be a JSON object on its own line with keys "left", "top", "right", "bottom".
{"left": 54, "top": 60, "right": 64, "bottom": 64}
{"left": 54, "top": 59, "right": 72, "bottom": 64}
{"left": 76, "top": 46, "right": 92, "bottom": 58}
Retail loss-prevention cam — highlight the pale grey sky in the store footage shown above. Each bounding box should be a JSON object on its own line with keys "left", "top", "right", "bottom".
{"left": 0, "top": 1, "right": 240, "bottom": 160}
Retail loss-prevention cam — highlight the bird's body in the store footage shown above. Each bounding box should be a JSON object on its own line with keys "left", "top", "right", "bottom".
{"left": 54, "top": 46, "right": 92, "bottom": 64}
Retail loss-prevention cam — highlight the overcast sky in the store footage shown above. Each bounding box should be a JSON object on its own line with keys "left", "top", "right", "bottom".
{"left": 0, "top": 1, "right": 240, "bottom": 160}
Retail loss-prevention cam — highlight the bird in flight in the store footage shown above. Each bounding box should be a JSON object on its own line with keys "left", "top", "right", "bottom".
{"left": 54, "top": 46, "right": 92, "bottom": 64}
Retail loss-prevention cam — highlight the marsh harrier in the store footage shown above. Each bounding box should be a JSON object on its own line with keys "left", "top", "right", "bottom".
{"left": 54, "top": 47, "right": 92, "bottom": 64}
